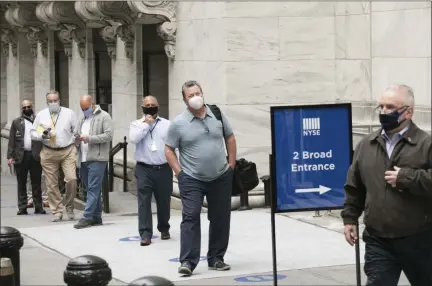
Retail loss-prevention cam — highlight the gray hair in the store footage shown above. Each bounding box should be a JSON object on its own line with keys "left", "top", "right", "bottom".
{"left": 384, "top": 84, "right": 415, "bottom": 106}
{"left": 46, "top": 90, "right": 60, "bottom": 100}
{"left": 181, "top": 80, "right": 202, "bottom": 98}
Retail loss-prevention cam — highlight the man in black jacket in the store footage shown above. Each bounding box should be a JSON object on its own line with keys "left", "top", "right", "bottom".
{"left": 341, "top": 84, "right": 432, "bottom": 286}
{"left": 7, "top": 100, "right": 46, "bottom": 215}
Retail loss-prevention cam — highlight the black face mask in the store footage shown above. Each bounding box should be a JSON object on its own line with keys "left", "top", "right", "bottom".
{"left": 379, "top": 107, "right": 407, "bottom": 132}
{"left": 142, "top": 106, "right": 158, "bottom": 116}
{"left": 23, "top": 109, "right": 33, "bottom": 117}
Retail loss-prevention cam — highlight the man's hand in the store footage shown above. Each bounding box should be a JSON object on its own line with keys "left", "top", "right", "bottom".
{"left": 79, "top": 135, "right": 89, "bottom": 143}
{"left": 344, "top": 224, "right": 358, "bottom": 246}
{"left": 384, "top": 166, "right": 401, "bottom": 187}
{"left": 143, "top": 114, "right": 154, "bottom": 125}
{"left": 7, "top": 159, "right": 14, "bottom": 166}
{"left": 229, "top": 162, "right": 236, "bottom": 170}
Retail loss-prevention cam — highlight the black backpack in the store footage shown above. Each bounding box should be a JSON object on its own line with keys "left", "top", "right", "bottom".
{"left": 207, "top": 104, "right": 260, "bottom": 196}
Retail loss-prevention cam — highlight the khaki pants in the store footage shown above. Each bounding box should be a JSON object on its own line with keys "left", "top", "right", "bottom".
{"left": 40, "top": 145, "right": 77, "bottom": 216}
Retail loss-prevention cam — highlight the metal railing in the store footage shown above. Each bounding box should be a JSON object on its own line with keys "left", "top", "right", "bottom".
{"left": 108, "top": 136, "right": 128, "bottom": 193}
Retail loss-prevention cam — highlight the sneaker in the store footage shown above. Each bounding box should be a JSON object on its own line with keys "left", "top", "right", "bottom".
{"left": 161, "top": 232, "right": 171, "bottom": 240}
{"left": 92, "top": 218, "right": 103, "bottom": 226}
{"left": 52, "top": 214, "right": 63, "bottom": 222}
{"left": 74, "top": 219, "right": 93, "bottom": 229}
{"left": 43, "top": 201, "right": 49, "bottom": 207}
{"left": 27, "top": 201, "right": 34, "bottom": 208}
{"left": 66, "top": 210, "right": 75, "bottom": 220}
{"left": 34, "top": 208, "right": 47, "bottom": 214}
{"left": 208, "top": 260, "right": 231, "bottom": 271}
{"left": 178, "top": 262, "right": 193, "bottom": 276}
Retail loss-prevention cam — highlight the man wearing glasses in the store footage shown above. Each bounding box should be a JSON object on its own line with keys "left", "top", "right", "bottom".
{"left": 7, "top": 100, "right": 46, "bottom": 215}
{"left": 31, "top": 90, "right": 78, "bottom": 222}
{"left": 342, "top": 84, "right": 432, "bottom": 286}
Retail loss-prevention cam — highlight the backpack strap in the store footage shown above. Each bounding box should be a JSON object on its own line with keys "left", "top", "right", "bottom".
{"left": 207, "top": 104, "right": 225, "bottom": 137}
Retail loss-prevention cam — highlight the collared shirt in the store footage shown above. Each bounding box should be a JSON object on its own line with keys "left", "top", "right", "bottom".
{"left": 381, "top": 124, "right": 409, "bottom": 158}
{"left": 31, "top": 107, "right": 77, "bottom": 148}
{"left": 80, "top": 115, "right": 92, "bottom": 162}
{"left": 165, "top": 105, "right": 234, "bottom": 182}
{"left": 129, "top": 116, "right": 170, "bottom": 165}
{"left": 23, "top": 118, "right": 32, "bottom": 151}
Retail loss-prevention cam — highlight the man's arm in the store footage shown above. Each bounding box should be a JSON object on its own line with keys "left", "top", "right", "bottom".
{"left": 340, "top": 145, "right": 366, "bottom": 225}
{"left": 128, "top": 119, "right": 150, "bottom": 144}
{"left": 89, "top": 113, "right": 113, "bottom": 144}
{"left": 395, "top": 138, "right": 432, "bottom": 198}
{"left": 30, "top": 113, "right": 44, "bottom": 141}
{"left": 7, "top": 121, "right": 16, "bottom": 160}
{"left": 220, "top": 111, "right": 237, "bottom": 168}
{"left": 164, "top": 121, "right": 182, "bottom": 176}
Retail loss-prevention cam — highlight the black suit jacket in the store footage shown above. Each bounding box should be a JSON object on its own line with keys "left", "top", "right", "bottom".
{"left": 7, "top": 116, "right": 43, "bottom": 164}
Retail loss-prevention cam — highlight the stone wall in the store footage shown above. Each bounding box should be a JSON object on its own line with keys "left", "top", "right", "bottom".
{"left": 169, "top": 1, "right": 431, "bottom": 177}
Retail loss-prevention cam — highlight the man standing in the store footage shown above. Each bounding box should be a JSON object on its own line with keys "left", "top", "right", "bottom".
{"left": 73, "top": 95, "right": 113, "bottom": 229}
{"left": 165, "top": 80, "right": 237, "bottom": 276}
{"left": 129, "top": 95, "right": 172, "bottom": 246}
{"left": 31, "top": 90, "right": 78, "bottom": 222}
{"left": 7, "top": 100, "right": 46, "bottom": 215}
{"left": 342, "top": 84, "right": 432, "bottom": 286}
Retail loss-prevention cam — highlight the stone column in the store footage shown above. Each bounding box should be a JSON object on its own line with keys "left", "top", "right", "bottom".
{"left": 111, "top": 24, "right": 143, "bottom": 157}
{"left": 31, "top": 28, "right": 55, "bottom": 112}
{"left": 4, "top": 31, "right": 34, "bottom": 123}
{"left": 0, "top": 35, "right": 7, "bottom": 128}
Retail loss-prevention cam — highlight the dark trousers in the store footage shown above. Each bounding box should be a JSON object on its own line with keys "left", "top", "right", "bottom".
{"left": 178, "top": 168, "right": 233, "bottom": 269}
{"left": 363, "top": 228, "right": 432, "bottom": 286}
{"left": 15, "top": 151, "right": 43, "bottom": 210}
{"left": 135, "top": 163, "right": 173, "bottom": 239}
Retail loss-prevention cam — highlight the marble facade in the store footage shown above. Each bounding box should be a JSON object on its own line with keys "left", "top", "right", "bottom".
{"left": 1, "top": 1, "right": 431, "bottom": 179}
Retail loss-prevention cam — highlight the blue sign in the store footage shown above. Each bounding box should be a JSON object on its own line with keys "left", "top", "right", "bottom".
{"left": 119, "top": 235, "right": 159, "bottom": 241}
{"left": 271, "top": 103, "right": 353, "bottom": 213}
{"left": 234, "top": 274, "right": 287, "bottom": 283}
{"left": 169, "top": 256, "right": 207, "bottom": 262}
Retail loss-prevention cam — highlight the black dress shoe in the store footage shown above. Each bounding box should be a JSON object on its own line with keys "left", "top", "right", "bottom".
{"left": 161, "top": 232, "right": 171, "bottom": 240}
{"left": 34, "top": 208, "right": 47, "bottom": 214}
{"left": 140, "top": 237, "right": 151, "bottom": 246}
{"left": 17, "top": 209, "right": 28, "bottom": 215}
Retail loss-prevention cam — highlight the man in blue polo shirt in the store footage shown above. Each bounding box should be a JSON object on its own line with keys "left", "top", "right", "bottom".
{"left": 165, "top": 80, "right": 237, "bottom": 276}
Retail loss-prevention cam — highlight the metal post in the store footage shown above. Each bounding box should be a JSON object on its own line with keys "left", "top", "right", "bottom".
{"left": 123, "top": 136, "right": 128, "bottom": 192}
{"left": 64, "top": 255, "right": 112, "bottom": 286}
{"left": 0, "top": 227, "right": 23, "bottom": 286}
{"left": 129, "top": 276, "right": 174, "bottom": 286}
{"left": 261, "top": 175, "right": 271, "bottom": 207}
{"left": 238, "top": 188, "right": 251, "bottom": 211}
{"left": 108, "top": 154, "right": 114, "bottom": 193}
{"left": 0, "top": 258, "right": 15, "bottom": 286}
{"left": 102, "top": 166, "right": 109, "bottom": 213}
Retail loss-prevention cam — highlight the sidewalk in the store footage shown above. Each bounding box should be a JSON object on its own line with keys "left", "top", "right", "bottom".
{"left": 1, "top": 174, "right": 409, "bottom": 285}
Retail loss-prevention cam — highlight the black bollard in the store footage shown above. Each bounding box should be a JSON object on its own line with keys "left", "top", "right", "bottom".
{"left": 0, "top": 226, "right": 24, "bottom": 286}
{"left": 64, "top": 255, "right": 112, "bottom": 286}
{"left": 129, "top": 276, "right": 174, "bottom": 286}
{"left": 0, "top": 258, "right": 15, "bottom": 286}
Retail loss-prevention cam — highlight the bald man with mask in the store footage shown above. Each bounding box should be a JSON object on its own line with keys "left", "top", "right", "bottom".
{"left": 129, "top": 95, "right": 173, "bottom": 246}
{"left": 342, "top": 84, "right": 432, "bottom": 286}
{"left": 8, "top": 99, "right": 46, "bottom": 215}
{"left": 73, "top": 95, "right": 113, "bottom": 229}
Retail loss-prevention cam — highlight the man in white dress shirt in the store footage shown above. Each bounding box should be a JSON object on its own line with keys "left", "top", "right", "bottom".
{"left": 129, "top": 95, "right": 172, "bottom": 246}
{"left": 31, "top": 90, "right": 78, "bottom": 222}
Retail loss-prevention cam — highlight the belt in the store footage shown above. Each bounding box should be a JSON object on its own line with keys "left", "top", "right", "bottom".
{"left": 43, "top": 144, "right": 72, "bottom": 151}
{"left": 137, "top": 162, "right": 169, "bottom": 170}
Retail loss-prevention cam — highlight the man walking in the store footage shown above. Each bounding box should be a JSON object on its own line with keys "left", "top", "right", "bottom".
{"left": 31, "top": 90, "right": 78, "bottom": 222}
{"left": 129, "top": 95, "right": 172, "bottom": 246}
{"left": 7, "top": 100, "right": 46, "bottom": 215}
{"left": 165, "top": 80, "right": 237, "bottom": 276}
{"left": 73, "top": 95, "right": 113, "bottom": 229}
{"left": 342, "top": 84, "right": 432, "bottom": 286}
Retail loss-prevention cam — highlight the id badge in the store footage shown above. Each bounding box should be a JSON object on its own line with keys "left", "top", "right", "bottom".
{"left": 150, "top": 141, "right": 157, "bottom": 152}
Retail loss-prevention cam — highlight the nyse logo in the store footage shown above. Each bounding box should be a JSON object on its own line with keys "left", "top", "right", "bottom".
{"left": 302, "top": 117, "right": 321, "bottom": 136}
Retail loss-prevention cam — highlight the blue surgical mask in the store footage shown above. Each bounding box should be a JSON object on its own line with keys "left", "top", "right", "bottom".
{"left": 83, "top": 107, "right": 93, "bottom": 118}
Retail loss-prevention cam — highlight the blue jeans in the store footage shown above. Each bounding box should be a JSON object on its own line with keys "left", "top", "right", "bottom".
{"left": 80, "top": 161, "right": 107, "bottom": 221}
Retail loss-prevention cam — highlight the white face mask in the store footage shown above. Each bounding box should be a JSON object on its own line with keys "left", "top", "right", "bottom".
{"left": 48, "top": 102, "right": 60, "bottom": 113}
{"left": 188, "top": 96, "right": 204, "bottom": 110}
